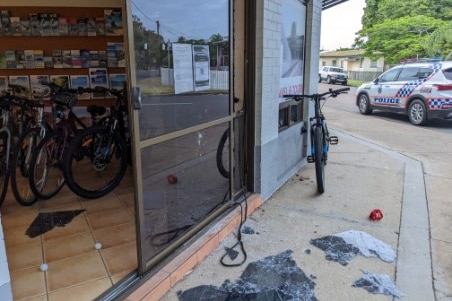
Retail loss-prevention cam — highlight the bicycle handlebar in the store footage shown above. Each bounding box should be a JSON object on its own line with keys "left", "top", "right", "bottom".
{"left": 283, "top": 87, "right": 350, "bottom": 101}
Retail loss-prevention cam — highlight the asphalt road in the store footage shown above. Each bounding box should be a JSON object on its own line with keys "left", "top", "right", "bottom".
{"left": 318, "top": 83, "right": 452, "bottom": 135}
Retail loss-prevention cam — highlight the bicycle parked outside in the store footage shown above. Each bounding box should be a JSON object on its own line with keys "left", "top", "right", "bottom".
{"left": 284, "top": 87, "right": 350, "bottom": 193}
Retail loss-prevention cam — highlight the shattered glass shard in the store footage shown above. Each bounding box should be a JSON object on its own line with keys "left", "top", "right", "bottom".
{"left": 178, "top": 250, "right": 318, "bottom": 301}
{"left": 352, "top": 271, "right": 404, "bottom": 298}
{"left": 311, "top": 230, "right": 396, "bottom": 265}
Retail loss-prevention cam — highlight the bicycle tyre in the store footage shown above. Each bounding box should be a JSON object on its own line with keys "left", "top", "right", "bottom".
{"left": 314, "top": 126, "right": 325, "bottom": 194}
{"left": 29, "top": 131, "right": 66, "bottom": 199}
{"left": 10, "top": 128, "right": 46, "bottom": 206}
{"left": 63, "top": 126, "right": 128, "bottom": 199}
{"left": 0, "top": 132, "right": 10, "bottom": 207}
{"left": 216, "top": 129, "right": 230, "bottom": 178}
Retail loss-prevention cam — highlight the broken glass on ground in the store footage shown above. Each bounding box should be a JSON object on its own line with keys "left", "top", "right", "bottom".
{"left": 352, "top": 271, "right": 404, "bottom": 298}
{"left": 310, "top": 230, "right": 395, "bottom": 265}
{"left": 177, "top": 250, "right": 318, "bottom": 301}
{"left": 26, "top": 210, "right": 85, "bottom": 238}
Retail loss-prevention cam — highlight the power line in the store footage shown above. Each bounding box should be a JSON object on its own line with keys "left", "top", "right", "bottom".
{"left": 131, "top": 1, "right": 205, "bottom": 41}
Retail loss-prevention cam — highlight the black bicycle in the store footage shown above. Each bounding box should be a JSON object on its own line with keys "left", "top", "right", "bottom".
{"left": 62, "top": 86, "right": 129, "bottom": 199}
{"left": 284, "top": 87, "right": 350, "bottom": 193}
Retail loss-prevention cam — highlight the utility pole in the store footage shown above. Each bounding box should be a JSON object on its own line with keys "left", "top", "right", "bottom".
{"left": 156, "top": 20, "right": 160, "bottom": 76}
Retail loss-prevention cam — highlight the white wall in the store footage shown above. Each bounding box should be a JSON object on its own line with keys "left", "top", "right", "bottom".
{"left": 254, "top": 0, "right": 321, "bottom": 199}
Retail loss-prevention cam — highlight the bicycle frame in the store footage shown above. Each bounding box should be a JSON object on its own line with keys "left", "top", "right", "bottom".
{"left": 283, "top": 87, "right": 349, "bottom": 193}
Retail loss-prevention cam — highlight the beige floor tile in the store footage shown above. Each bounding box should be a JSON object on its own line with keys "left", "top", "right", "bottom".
{"left": 44, "top": 232, "right": 96, "bottom": 262}
{"left": 87, "top": 207, "right": 132, "bottom": 230}
{"left": 10, "top": 266, "right": 47, "bottom": 300}
{"left": 42, "top": 214, "right": 90, "bottom": 240}
{"left": 0, "top": 210, "right": 39, "bottom": 230}
{"left": 80, "top": 195, "right": 124, "bottom": 214}
{"left": 101, "top": 242, "right": 138, "bottom": 276}
{"left": 48, "top": 277, "right": 113, "bottom": 301}
{"left": 46, "top": 250, "right": 108, "bottom": 292}
{"left": 38, "top": 201, "right": 83, "bottom": 213}
{"left": 6, "top": 241, "right": 43, "bottom": 271}
{"left": 4, "top": 223, "right": 41, "bottom": 247}
{"left": 93, "top": 222, "right": 136, "bottom": 249}
{"left": 17, "top": 295, "right": 48, "bottom": 301}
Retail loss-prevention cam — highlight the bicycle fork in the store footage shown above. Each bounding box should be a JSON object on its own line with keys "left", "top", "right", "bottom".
{"left": 306, "top": 117, "right": 338, "bottom": 164}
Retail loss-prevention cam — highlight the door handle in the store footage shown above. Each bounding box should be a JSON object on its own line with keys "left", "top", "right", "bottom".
{"left": 132, "top": 86, "right": 141, "bottom": 110}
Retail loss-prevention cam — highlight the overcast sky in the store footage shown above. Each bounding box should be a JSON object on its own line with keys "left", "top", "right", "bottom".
{"left": 320, "top": 0, "right": 366, "bottom": 50}
{"left": 132, "top": 0, "right": 365, "bottom": 50}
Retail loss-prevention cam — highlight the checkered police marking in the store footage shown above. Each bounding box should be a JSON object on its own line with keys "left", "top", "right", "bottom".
{"left": 395, "top": 63, "right": 443, "bottom": 98}
{"left": 429, "top": 99, "right": 452, "bottom": 109}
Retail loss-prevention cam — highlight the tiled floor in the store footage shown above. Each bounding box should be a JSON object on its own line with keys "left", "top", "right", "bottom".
{"left": 0, "top": 168, "right": 137, "bottom": 301}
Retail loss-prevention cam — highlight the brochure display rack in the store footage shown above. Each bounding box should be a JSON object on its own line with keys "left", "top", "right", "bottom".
{"left": 0, "top": 6, "right": 126, "bottom": 106}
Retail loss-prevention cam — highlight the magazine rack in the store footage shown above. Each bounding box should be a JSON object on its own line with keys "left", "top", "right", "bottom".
{"left": 0, "top": 6, "right": 125, "bottom": 107}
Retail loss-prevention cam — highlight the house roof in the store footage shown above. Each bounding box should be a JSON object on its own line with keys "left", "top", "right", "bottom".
{"left": 320, "top": 49, "right": 365, "bottom": 58}
{"left": 322, "top": 0, "right": 350, "bottom": 10}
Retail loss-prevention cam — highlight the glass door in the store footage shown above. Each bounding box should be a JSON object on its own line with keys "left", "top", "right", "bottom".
{"left": 125, "top": 0, "right": 234, "bottom": 272}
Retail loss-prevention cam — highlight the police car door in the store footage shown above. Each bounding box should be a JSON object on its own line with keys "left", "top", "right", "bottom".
{"left": 371, "top": 67, "right": 402, "bottom": 107}
{"left": 391, "top": 66, "right": 422, "bottom": 108}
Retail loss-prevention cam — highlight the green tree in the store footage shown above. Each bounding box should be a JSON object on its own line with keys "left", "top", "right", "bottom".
{"left": 358, "top": 0, "right": 452, "bottom": 63}
{"left": 132, "top": 15, "right": 163, "bottom": 69}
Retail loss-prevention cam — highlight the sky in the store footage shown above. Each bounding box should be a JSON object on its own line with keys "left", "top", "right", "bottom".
{"left": 132, "top": 0, "right": 229, "bottom": 42}
{"left": 320, "top": 0, "right": 366, "bottom": 51}
{"left": 131, "top": 0, "right": 365, "bottom": 49}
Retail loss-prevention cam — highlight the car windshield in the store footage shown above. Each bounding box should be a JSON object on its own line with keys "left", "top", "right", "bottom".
{"left": 330, "top": 67, "right": 344, "bottom": 73}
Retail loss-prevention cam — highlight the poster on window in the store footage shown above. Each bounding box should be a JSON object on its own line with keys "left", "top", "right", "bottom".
{"left": 172, "top": 43, "right": 195, "bottom": 94}
{"left": 280, "top": 0, "right": 306, "bottom": 101}
{"left": 192, "top": 45, "right": 210, "bottom": 91}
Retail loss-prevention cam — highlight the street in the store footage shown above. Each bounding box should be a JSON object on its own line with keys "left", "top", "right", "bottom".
{"left": 318, "top": 83, "right": 452, "bottom": 135}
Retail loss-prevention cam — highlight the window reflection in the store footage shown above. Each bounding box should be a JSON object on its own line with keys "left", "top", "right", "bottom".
{"left": 140, "top": 124, "right": 230, "bottom": 261}
{"left": 131, "top": 0, "right": 230, "bottom": 139}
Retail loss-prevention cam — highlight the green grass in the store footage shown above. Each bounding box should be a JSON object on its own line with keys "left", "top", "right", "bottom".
{"left": 347, "top": 79, "right": 365, "bottom": 87}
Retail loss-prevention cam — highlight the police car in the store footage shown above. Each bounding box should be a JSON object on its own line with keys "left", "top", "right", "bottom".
{"left": 356, "top": 60, "right": 452, "bottom": 125}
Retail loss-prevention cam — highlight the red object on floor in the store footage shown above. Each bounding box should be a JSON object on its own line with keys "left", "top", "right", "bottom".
{"left": 369, "top": 209, "right": 383, "bottom": 221}
{"left": 167, "top": 175, "right": 178, "bottom": 184}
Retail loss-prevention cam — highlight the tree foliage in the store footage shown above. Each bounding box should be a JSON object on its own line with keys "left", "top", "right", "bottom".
{"left": 358, "top": 0, "right": 452, "bottom": 64}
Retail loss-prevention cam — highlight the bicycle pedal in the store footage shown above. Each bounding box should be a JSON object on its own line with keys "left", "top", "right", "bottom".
{"left": 307, "top": 155, "right": 314, "bottom": 163}
{"left": 329, "top": 136, "right": 339, "bottom": 145}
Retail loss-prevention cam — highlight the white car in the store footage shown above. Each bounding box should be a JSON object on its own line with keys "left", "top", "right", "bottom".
{"left": 319, "top": 66, "right": 348, "bottom": 85}
{"left": 356, "top": 60, "right": 452, "bottom": 125}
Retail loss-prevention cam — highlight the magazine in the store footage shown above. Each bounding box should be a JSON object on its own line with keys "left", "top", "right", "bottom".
{"left": 0, "top": 76, "right": 8, "bottom": 95}
{"left": 70, "top": 75, "right": 90, "bottom": 100}
{"left": 109, "top": 73, "right": 126, "bottom": 91}
{"left": 89, "top": 68, "right": 108, "bottom": 99}
{"left": 30, "top": 75, "right": 50, "bottom": 99}
{"left": 8, "top": 75, "right": 31, "bottom": 97}
{"left": 50, "top": 74, "right": 70, "bottom": 89}
{"left": 104, "top": 9, "right": 123, "bottom": 36}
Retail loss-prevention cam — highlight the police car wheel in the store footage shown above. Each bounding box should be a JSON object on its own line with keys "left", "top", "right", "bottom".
{"left": 358, "top": 94, "right": 372, "bottom": 115}
{"left": 408, "top": 99, "right": 427, "bottom": 126}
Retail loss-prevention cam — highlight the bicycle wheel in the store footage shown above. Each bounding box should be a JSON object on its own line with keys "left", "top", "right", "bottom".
{"left": 63, "top": 126, "right": 128, "bottom": 199}
{"left": 313, "top": 126, "right": 325, "bottom": 194}
{"left": 10, "top": 128, "right": 46, "bottom": 206}
{"left": 29, "top": 131, "right": 66, "bottom": 199}
{"left": 216, "top": 129, "right": 230, "bottom": 178}
{"left": 0, "top": 132, "right": 10, "bottom": 207}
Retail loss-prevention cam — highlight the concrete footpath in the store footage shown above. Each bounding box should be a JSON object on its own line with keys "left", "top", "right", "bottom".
{"left": 159, "top": 127, "right": 440, "bottom": 301}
